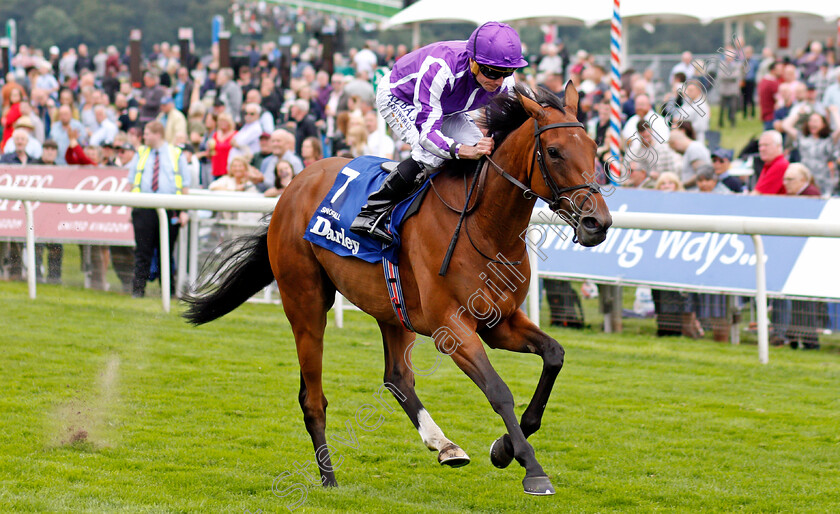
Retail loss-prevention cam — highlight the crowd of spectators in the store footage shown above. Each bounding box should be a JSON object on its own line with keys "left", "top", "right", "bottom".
{"left": 1, "top": 6, "right": 837, "bottom": 344}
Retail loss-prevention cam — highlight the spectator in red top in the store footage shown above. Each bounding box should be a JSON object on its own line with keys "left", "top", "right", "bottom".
{"left": 758, "top": 61, "right": 783, "bottom": 130}
{"left": 1, "top": 88, "right": 25, "bottom": 152}
{"left": 64, "top": 128, "right": 100, "bottom": 165}
{"left": 753, "top": 130, "right": 789, "bottom": 195}
{"left": 210, "top": 112, "right": 237, "bottom": 179}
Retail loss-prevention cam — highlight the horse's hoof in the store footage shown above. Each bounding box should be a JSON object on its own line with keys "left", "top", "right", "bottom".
{"left": 489, "top": 435, "right": 514, "bottom": 469}
{"left": 438, "top": 443, "right": 470, "bottom": 467}
{"left": 522, "top": 475, "right": 555, "bottom": 496}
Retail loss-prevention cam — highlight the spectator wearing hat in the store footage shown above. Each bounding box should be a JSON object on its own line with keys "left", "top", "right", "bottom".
{"left": 19, "top": 100, "right": 45, "bottom": 143}
{"left": 754, "top": 130, "right": 789, "bottom": 195}
{"left": 114, "top": 143, "right": 136, "bottom": 167}
{"left": 156, "top": 96, "right": 188, "bottom": 145}
{"left": 250, "top": 132, "right": 273, "bottom": 172}
{"left": 100, "top": 142, "right": 117, "bottom": 166}
{"left": 3, "top": 116, "right": 43, "bottom": 159}
{"left": 710, "top": 148, "right": 745, "bottom": 193}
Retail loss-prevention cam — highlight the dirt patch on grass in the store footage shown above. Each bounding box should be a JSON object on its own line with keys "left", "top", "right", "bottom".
{"left": 49, "top": 355, "right": 120, "bottom": 449}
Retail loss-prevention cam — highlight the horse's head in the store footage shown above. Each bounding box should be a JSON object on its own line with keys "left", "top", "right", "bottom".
{"left": 485, "top": 82, "right": 612, "bottom": 247}
{"left": 516, "top": 82, "right": 611, "bottom": 246}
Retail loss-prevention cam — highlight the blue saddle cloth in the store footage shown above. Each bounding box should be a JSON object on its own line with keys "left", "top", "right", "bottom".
{"left": 303, "top": 156, "right": 432, "bottom": 264}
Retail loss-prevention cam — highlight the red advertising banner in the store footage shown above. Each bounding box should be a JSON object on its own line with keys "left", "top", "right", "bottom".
{"left": 0, "top": 165, "right": 135, "bottom": 245}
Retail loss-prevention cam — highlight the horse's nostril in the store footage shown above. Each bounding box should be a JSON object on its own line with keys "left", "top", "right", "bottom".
{"left": 581, "top": 217, "right": 601, "bottom": 232}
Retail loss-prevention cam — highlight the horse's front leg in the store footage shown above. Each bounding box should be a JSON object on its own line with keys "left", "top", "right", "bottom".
{"left": 379, "top": 321, "right": 470, "bottom": 467}
{"left": 447, "top": 329, "right": 555, "bottom": 495}
{"left": 479, "top": 309, "right": 565, "bottom": 470}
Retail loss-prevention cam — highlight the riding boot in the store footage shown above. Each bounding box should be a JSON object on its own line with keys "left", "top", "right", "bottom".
{"left": 350, "top": 158, "right": 423, "bottom": 245}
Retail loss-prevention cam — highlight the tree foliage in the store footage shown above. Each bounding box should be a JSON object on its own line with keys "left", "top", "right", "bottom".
{"left": 28, "top": 6, "right": 80, "bottom": 50}
{"left": 1, "top": 0, "right": 230, "bottom": 53}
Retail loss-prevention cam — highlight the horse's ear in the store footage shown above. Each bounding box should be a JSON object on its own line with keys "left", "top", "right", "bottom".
{"left": 516, "top": 90, "right": 546, "bottom": 120}
{"left": 564, "top": 80, "right": 579, "bottom": 116}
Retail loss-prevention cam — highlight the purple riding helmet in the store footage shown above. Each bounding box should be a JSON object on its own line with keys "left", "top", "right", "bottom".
{"left": 466, "top": 21, "right": 529, "bottom": 69}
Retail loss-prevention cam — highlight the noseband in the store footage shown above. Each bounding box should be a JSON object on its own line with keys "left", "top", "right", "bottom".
{"left": 487, "top": 118, "right": 601, "bottom": 227}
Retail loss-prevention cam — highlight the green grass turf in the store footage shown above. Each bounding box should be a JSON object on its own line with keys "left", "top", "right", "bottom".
{"left": 710, "top": 106, "right": 764, "bottom": 155}
{"left": 1, "top": 281, "right": 839, "bottom": 513}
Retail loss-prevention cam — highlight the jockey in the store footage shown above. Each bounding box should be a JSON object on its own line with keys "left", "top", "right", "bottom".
{"left": 350, "top": 21, "right": 529, "bottom": 244}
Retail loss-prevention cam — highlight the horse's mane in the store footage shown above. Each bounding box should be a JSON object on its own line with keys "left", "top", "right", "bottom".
{"left": 480, "top": 84, "right": 566, "bottom": 146}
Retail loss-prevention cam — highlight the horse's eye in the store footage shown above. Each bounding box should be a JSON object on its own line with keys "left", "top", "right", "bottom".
{"left": 547, "top": 147, "right": 562, "bottom": 159}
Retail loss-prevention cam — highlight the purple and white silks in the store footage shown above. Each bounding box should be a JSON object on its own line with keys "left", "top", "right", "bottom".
{"left": 377, "top": 40, "right": 514, "bottom": 168}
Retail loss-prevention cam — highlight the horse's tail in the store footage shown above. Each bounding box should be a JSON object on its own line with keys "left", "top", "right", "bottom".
{"left": 181, "top": 225, "right": 274, "bottom": 325}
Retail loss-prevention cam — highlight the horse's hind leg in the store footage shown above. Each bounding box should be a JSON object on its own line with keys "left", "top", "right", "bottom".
{"left": 278, "top": 263, "right": 338, "bottom": 486}
{"left": 378, "top": 321, "right": 470, "bottom": 467}
{"left": 479, "top": 309, "right": 564, "bottom": 470}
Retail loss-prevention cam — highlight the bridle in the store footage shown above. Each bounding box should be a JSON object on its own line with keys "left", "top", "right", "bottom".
{"left": 486, "top": 118, "right": 601, "bottom": 225}
{"left": 436, "top": 113, "right": 603, "bottom": 275}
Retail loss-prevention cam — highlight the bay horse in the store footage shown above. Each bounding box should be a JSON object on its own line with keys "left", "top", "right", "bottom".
{"left": 183, "top": 82, "right": 612, "bottom": 495}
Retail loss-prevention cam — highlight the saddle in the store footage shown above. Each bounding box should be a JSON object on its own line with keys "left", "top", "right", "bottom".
{"left": 303, "top": 156, "right": 434, "bottom": 264}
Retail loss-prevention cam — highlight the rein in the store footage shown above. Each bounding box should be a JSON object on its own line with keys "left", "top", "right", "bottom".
{"left": 487, "top": 120, "right": 601, "bottom": 222}
{"left": 438, "top": 118, "right": 601, "bottom": 275}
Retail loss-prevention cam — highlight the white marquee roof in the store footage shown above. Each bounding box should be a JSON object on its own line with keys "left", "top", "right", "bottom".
{"left": 382, "top": 1, "right": 840, "bottom": 29}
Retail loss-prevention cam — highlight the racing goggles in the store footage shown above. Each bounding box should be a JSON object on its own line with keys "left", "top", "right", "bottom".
{"left": 477, "top": 63, "right": 516, "bottom": 80}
